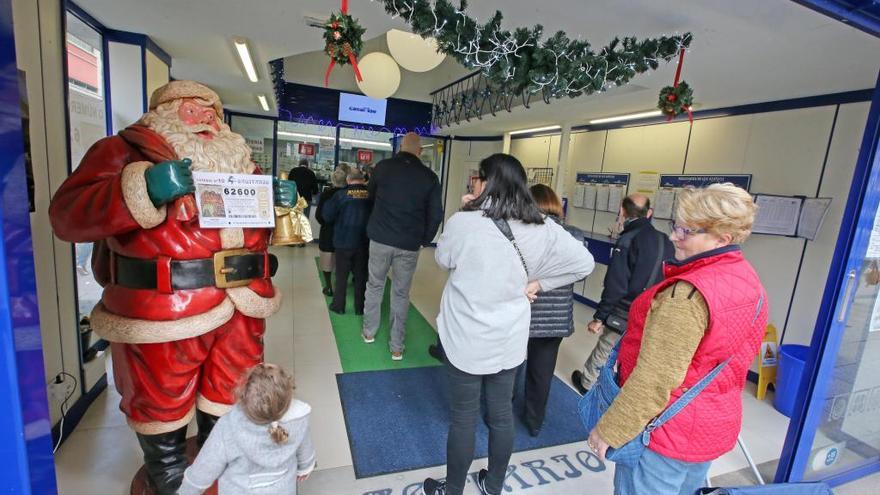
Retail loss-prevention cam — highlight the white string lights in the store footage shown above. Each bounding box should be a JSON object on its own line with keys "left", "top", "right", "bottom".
{"left": 372, "top": 0, "right": 691, "bottom": 101}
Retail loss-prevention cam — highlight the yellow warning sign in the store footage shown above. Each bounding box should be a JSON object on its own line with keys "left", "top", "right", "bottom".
{"left": 757, "top": 324, "right": 778, "bottom": 400}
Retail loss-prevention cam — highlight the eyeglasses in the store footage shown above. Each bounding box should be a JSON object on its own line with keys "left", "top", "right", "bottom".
{"left": 669, "top": 221, "right": 707, "bottom": 238}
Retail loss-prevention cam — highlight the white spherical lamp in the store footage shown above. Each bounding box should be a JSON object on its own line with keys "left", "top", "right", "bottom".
{"left": 355, "top": 52, "right": 401, "bottom": 100}
{"left": 386, "top": 29, "right": 446, "bottom": 73}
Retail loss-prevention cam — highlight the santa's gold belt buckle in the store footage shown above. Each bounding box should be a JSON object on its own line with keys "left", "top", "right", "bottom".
{"left": 213, "top": 249, "right": 253, "bottom": 289}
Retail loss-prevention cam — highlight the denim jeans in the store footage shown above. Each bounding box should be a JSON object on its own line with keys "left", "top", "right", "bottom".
{"left": 445, "top": 361, "right": 518, "bottom": 495}
{"left": 613, "top": 448, "right": 711, "bottom": 495}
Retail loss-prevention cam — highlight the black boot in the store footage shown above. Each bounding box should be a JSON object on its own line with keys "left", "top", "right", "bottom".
{"left": 136, "top": 426, "right": 188, "bottom": 495}
{"left": 196, "top": 410, "right": 220, "bottom": 447}
{"left": 322, "top": 271, "right": 333, "bottom": 296}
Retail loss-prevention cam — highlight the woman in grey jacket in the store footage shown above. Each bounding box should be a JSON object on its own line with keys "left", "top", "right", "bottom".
{"left": 522, "top": 184, "right": 588, "bottom": 437}
{"left": 179, "top": 364, "right": 316, "bottom": 495}
{"left": 423, "top": 154, "right": 594, "bottom": 495}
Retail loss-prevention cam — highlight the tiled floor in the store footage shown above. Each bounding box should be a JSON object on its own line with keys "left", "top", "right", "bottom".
{"left": 53, "top": 244, "right": 874, "bottom": 494}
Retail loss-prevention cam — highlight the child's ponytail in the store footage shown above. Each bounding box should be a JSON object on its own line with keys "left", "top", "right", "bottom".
{"left": 268, "top": 420, "right": 289, "bottom": 444}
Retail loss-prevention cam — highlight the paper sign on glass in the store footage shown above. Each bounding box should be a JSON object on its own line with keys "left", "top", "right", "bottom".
{"left": 193, "top": 172, "right": 274, "bottom": 229}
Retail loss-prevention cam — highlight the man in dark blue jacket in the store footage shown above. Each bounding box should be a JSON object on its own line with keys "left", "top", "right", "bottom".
{"left": 571, "top": 193, "right": 674, "bottom": 394}
{"left": 322, "top": 169, "right": 372, "bottom": 315}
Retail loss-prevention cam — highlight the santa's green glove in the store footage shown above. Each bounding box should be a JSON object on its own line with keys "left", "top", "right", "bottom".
{"left": 145, "top": 159, "right": 195, "bottom": 207}
{"left": 274, "top": 178, "right": 297, "bottom": 208}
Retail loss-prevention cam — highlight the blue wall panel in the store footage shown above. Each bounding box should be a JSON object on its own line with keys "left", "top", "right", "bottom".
{"left": 0, "top": 0, "right": 58, "bottom": 492}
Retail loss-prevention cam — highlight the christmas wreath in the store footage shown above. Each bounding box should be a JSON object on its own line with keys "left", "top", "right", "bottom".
{"left": 323, "top": 1, "right": 365, "bottom": 86}
{"left": 658, "top": 81, "right": 694, "bottom": 118}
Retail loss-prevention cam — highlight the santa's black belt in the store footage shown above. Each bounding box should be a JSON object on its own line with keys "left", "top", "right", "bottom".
{"left": 113, "top": 250, "right": 279, "bottom": 292}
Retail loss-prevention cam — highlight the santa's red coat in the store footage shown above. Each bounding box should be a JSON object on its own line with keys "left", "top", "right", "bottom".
{"left": 49, "top": 125, "right": 280, "bottom": 345}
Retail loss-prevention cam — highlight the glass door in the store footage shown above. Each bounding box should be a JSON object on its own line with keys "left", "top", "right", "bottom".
{"left": 64, "top": 9, "right": 108, "bottom": 380}
{"left": 778, "top": 74, "right": 880, "bottom": 484}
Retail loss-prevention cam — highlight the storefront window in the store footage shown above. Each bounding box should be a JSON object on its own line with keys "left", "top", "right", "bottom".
{"left": 277, "top": 121, "right": 338, "bottom": 183}
{"left": 339, "top": 127, "right": 394, "bottom": 177}
{"left": 65, "top": 11, "right": 106, "bottom": 360}
{"left": 229, "top": 114, "right": 275, "bottom": 174}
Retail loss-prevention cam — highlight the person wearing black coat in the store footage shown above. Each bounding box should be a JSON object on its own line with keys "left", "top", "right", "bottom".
{"left": 315, "top": 166, "right": 349, "bottom": 296}
{"left": 571, "top": 193, "right": 674, "bottom": 394}
{"left": 288, "top": 158, "right": 319, "bottom": 219}
{"left": 522, "top": 184, "right": 588, "bottom": 436}
{"left": 322, "top": 169, "right": 372, "bottom": 315}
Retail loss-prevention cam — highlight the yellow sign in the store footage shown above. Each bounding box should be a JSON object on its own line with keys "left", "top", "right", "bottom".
{"left": 757, "top": 324, "right": 779, "bottom": 400}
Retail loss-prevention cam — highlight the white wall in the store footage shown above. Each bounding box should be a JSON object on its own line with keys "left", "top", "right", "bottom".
{"left": 510, "top": 104, "right": 868, "bottom": 348}
{"left": 14, "top": 0, "right": 84, "bottom": 425}
{"left": 145, "top": 50, "right": 169, "bottom": 100}
{"left": 109, "top": 42, "right": 144, "bottom": 133}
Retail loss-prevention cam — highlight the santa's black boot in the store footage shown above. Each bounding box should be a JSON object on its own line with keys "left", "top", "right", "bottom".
{"left": 196, "top": 410, "right": 220, "bottom": 447}
{"left": 136, "top": 426, "right": 188, "bottom": 495}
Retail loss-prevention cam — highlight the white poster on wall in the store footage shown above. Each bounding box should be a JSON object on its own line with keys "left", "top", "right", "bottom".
{"left": 583, "top": 185, "right": 597, "bottom": 210}
{"left": 595, "top": 186, "right": 610, "bottom": 213}
{"left": 572, "top": 185, "right": 585, "bottom": 208}
{"left": 752, "top": 195, "right": 802, "bottom": 236}
{"left": 654, "top": 188, "right": 676, "bottom": 219}
{"left": 608, "top": 185, "right": 625, "bottom": 213}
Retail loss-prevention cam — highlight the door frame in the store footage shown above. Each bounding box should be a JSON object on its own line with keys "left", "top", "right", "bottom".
{"left": 775, "top": 70, "right": 880, "bottom": 485}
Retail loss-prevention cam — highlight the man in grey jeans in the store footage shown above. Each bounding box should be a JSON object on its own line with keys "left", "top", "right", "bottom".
{"left": 363, "top": 133, "right": 444, "bottom": 360}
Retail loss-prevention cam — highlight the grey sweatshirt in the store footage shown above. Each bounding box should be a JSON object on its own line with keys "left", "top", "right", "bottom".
{"left": 436, "top": 211, "right": 595, "bottom": 375}
{"left": 178, "top": 400, "right": 316, "bottom": 495}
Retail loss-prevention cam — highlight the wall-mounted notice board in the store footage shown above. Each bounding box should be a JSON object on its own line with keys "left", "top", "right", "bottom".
{"left": 572, "top": 173, "right": 630, "bottom": 213}
{"left": 654, "top": 174, "right": 754, "bottom": 219}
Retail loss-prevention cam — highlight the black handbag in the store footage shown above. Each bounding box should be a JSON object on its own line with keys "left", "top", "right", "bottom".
{"left": 604, "top": 232, "right": 666, "bottom": 333}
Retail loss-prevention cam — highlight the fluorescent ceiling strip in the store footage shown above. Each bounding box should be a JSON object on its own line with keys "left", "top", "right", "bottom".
{"left": 508, "top": 125, "right": 561, "bottom": 135}
{"left": 589, "top": 110, "right": 662, "bottom": 124}
{"left": 234, "top": 39, "right": 259, "bottom": 82}
{"left": 277, "top": 131, "right": 391, "bottom": 148}
{"left": 257, "top": 95, "right": 269, "bottom": 112}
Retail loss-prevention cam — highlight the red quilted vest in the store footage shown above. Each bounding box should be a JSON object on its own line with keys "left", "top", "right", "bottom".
{"left": 618, "top": 247, "right": 768, "bottom": 463}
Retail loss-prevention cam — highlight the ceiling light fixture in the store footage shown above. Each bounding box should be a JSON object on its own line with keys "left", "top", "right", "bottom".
{"left": 589, "top": 110, "right": 662, "bottom": 124}
{"left": 277, "top": 131, "right": 392, "bottom": 149}
{"left": 257, "top": 95, "right": 269, "bottom": 112}
{"left": 508, "top": 125, "right": 561, "bottom": 135}
{"left": 233, "top": 38, "right": 259, "bottom": 82}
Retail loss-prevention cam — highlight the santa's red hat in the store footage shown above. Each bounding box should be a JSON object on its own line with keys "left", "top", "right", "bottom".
{"left": 149, "top": 80, "right": 223, "bottom": 116}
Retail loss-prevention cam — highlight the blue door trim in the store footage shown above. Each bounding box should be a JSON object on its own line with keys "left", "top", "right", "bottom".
{"left": 775, "top": 69, "right": 880, "bottom": 483}
{"left": 790, "top": 0, "right": 880, "bottom": 38}
{"left": 0, "top": 0, "right": 58, "bottom": 490}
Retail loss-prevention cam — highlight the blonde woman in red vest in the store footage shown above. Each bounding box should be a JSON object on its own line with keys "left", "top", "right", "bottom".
{"left": 588, "top": 184, "right": 768, "bottom": 495}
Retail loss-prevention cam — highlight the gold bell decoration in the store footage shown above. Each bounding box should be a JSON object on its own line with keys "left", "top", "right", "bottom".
{"left": 271, "top": 196, "right": 313, "bottom": 246}
{"left": 271, "top": 204, "right": 299, "bottom": 246}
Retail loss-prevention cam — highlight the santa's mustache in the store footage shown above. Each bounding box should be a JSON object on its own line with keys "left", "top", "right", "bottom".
{"left": 184, "top": 123, "right": 218, "bottom": 136}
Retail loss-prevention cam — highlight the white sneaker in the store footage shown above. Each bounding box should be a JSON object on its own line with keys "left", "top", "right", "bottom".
{"left": 391, "top": 352, "right": 403, "bottom": 361}
{"left": 362, "top": 332, "right": 375, "bottom": 344}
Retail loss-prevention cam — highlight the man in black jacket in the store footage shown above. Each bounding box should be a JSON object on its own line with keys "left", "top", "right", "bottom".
{"left": 288, "top": 158, "right": 319, "bottom": 219}
{"left": 322, "top": 169, "right": 372, "bottom": 315}
{"left": 571, "top": 193, "right": 674, "bottom": 394}
{"left": 363, "top": 133, "right": 443, "bottom": 360}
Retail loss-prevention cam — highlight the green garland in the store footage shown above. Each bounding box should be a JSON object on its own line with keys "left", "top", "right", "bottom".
{"left": 658, "top": 81, "right": 694, "bottom": 118}
{"left": 377, "top": 0, "right": 692, "bottom": 99}
{"left": 324, "top": 11, "right": 365, "bottom": 65}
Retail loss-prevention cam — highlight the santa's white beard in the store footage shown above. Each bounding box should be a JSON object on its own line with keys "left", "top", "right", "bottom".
{"left": 141, "top": 108, "right": 254, "bottom": 174}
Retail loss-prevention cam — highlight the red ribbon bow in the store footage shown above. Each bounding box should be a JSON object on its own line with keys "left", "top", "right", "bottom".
{"left": 325, "top": 0, "right": 363, "bottom": 87}
{"left": 667, "top": 48, "right": 693, "bottom": 124}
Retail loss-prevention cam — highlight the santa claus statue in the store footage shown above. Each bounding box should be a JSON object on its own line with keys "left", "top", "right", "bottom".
{"left": 49, "top": 81, "right": 295, "bottom": 494}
